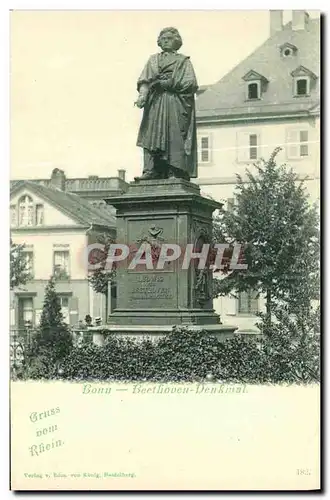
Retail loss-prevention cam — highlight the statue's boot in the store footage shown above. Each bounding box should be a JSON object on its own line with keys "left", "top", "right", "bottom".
{"left": 168, "top": 167, "right": 189, "bottom": 180}
{"left": 134, "top": 171, "right": 158, "bottom": 181}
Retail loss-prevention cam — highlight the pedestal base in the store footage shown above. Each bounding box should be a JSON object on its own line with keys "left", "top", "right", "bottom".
{"left": 90, "top": 324, "right": 238, "bottom": 346}
{"left": 107, "top": 308, "right": 221, "bottom": 326}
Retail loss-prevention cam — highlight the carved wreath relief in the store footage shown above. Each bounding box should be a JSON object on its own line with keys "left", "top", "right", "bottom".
{"left": 135, "top": 224, "right": 165, "bottom": 265}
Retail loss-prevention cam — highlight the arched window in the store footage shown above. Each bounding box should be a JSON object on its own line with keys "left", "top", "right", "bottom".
{"left": 14, "top": 195, "right": 44, "bottom": 226}
{"left": 18, "top": 195, "right": 34, "bottom": 226}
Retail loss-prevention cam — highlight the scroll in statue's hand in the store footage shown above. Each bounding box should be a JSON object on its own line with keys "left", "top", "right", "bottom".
{"left": 135, "top": 83, "right": 149, "bottom": 108}
{"left": 158, "top": 79, "right": 172, "bottom": 90}
{"left": 134, "top": 95, "right": 146, "bottom": 108}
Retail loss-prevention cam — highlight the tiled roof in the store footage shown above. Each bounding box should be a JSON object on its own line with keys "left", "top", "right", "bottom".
{"left": 196, "top": 17, "right": 320, "bottom": 121}
{"left": 10, "top": 181, "right": 116, "bottom": 228}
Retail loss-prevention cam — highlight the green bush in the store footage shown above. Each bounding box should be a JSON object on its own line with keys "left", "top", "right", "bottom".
{"left": 30, "top": 325, "right": 319, "bottom": 384}
{"left": 30, "top": 326, "right": 73, "bottom": 361}
{"left": 21, "top": 277, "right": 73, "bottom": 379}
{"left": 256, "top": 307, "right": 320, "bottom": 383}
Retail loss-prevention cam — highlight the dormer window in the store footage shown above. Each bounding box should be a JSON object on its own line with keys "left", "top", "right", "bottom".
{"left": 291, "top": 65, "right": 317, "bottom": 98}
{"left": 248, "top": 83, "right": 260, "bottom": 100}
{"left": 242, "top": 70, "right": 269, "bottom": 101}
{"left": 296, "top": 78, "right": 308, "bottom": 96}
{"left": 280, "top": 42, "right": 298, "bottom": 58}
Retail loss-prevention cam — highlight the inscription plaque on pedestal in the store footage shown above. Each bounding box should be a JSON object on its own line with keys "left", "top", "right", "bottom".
{"left": 126, "top": 274, "right": 175, "bottom": 308}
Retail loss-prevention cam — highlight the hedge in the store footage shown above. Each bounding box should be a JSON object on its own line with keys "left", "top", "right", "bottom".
{"left": 16, "top": 326, "right": 320, "bottom": 384}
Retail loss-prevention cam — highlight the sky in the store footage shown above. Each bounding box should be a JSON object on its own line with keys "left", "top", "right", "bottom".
{"left": 10, "top": 10, "right": 319, "bottom": 182}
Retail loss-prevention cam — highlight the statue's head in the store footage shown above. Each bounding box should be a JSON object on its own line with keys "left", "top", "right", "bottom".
{"left": 157, "top": 27, "right": 182, "bottom": 51}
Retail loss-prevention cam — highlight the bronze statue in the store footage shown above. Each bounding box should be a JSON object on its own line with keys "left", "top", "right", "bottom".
{"left": 135, "top": 27, "right": 198, "bottom": 181}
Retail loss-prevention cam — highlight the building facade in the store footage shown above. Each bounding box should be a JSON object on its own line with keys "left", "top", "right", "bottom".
{"left": 195, "top": 10, "right": 320, "bottom": 332}
{"left": 10, "top": 172, "right": 119, "bottom": 328}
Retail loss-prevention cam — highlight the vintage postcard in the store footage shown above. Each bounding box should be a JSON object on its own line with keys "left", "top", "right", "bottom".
{"left": 10, "top": 10, "right": 321, "bottom": 491}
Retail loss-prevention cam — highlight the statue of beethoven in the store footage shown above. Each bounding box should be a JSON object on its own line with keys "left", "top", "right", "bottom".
{"left": 135, "top": 27, "right": 198, "bottom": 181}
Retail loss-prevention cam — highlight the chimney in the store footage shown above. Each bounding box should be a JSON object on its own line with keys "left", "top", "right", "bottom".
{"left": 270, "top": 10, "right": 283, "bottom": 37}
{"left": 118, "top": 169, "right": 126, "bottom": 181}
{"left": 50, "top": 168, "right": 66, "bottom": 191}
{"left": 292, "top": 10, "right": 309, "bottom": 31}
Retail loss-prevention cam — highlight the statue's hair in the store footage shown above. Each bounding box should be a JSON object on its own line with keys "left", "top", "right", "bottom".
{"left": 157, "top": 27, "right": 182, "bottom": 50}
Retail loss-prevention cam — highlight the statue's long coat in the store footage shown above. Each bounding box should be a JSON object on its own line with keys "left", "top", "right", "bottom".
{"left": 136, "top": 52, "right": 198, "bottom": 178}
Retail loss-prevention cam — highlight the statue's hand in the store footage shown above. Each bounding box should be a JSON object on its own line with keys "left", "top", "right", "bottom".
{"left": 158, "top": 79, "right": 171, "bottom": 90}
{"left": 134, "top": 95, "right": 146, "bottom": 108}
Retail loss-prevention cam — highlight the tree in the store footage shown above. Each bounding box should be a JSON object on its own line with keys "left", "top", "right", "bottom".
{"left": 10, "top": 239, "right": 29, "bottom": 290}
{"left": 31, "top": 276, "right": 72, "bottom": 363}
{"left": 212, "top": 147, "right": 320, "bottom": 324}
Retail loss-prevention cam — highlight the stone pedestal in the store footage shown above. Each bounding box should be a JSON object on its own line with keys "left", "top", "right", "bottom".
{"left": 101, "top": 178, "right": 237, "bottom": 338}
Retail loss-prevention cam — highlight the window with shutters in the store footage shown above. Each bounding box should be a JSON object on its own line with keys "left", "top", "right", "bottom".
{"left": 22, "top": 251, "right": 34, "bottom": 279}
{"left": 22, "top": 298, "right": 34, "bottom": 325}
{"left": 36, "top": 204, "right": 44, "bottom": 225}
{"left": 58, "top": 296, "right": 69, "bottom": 324}
{"left": 35, "top": 309, "right": 42, "bottom": 326}
{"left": 18, "top": 297, "right": 34, "bottom": 327}
{"left": 53, "top": 250, "right": 70, "bottom": 280}
{"left": 286, "top": 129, "right": 309, "bottom": 159}
{"left": 249, "top": 134, "right": 258, "bottom": 160}
{"left": 10, "top": 307, "right": 15, "bottom": 326}
{"left": 227, "top": 198, "right": 235, "bottom": 212}
{"left": 198, "top": 135, "right": 211, "bottom": 164}
{"left": 237, "top": 131, "right": 261, "bottom": 163}
{"left": 237, "top": 290, "right": 259, "bottom": 315}
{"left": 300, "top": 130, "right": 309, "bottom": 156}
{"left": 10, "top": 205, "right": 17, "bottom": 227}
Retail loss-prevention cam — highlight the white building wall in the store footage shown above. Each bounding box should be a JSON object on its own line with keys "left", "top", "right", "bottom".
{"left": 196, "top": 115, "right": 320, "bottom": 332}
{"left": 11, "top": 231, "right": 88, "bottom": 280}
{"left": 197, "top": 116, "right": 319, "bottom": 187}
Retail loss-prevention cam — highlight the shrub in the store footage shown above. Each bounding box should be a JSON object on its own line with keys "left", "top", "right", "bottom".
{"left": 35, "top": 325, "right": 320, "bottom": 384}
{"left": 20, "top": 352, "right": 58, "bottom": 380}
{"left": 22, "top": 277, "right": 73, "bottom": 379}
{"left": 256, "top": 306, "right": 320, "bottom": 383}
